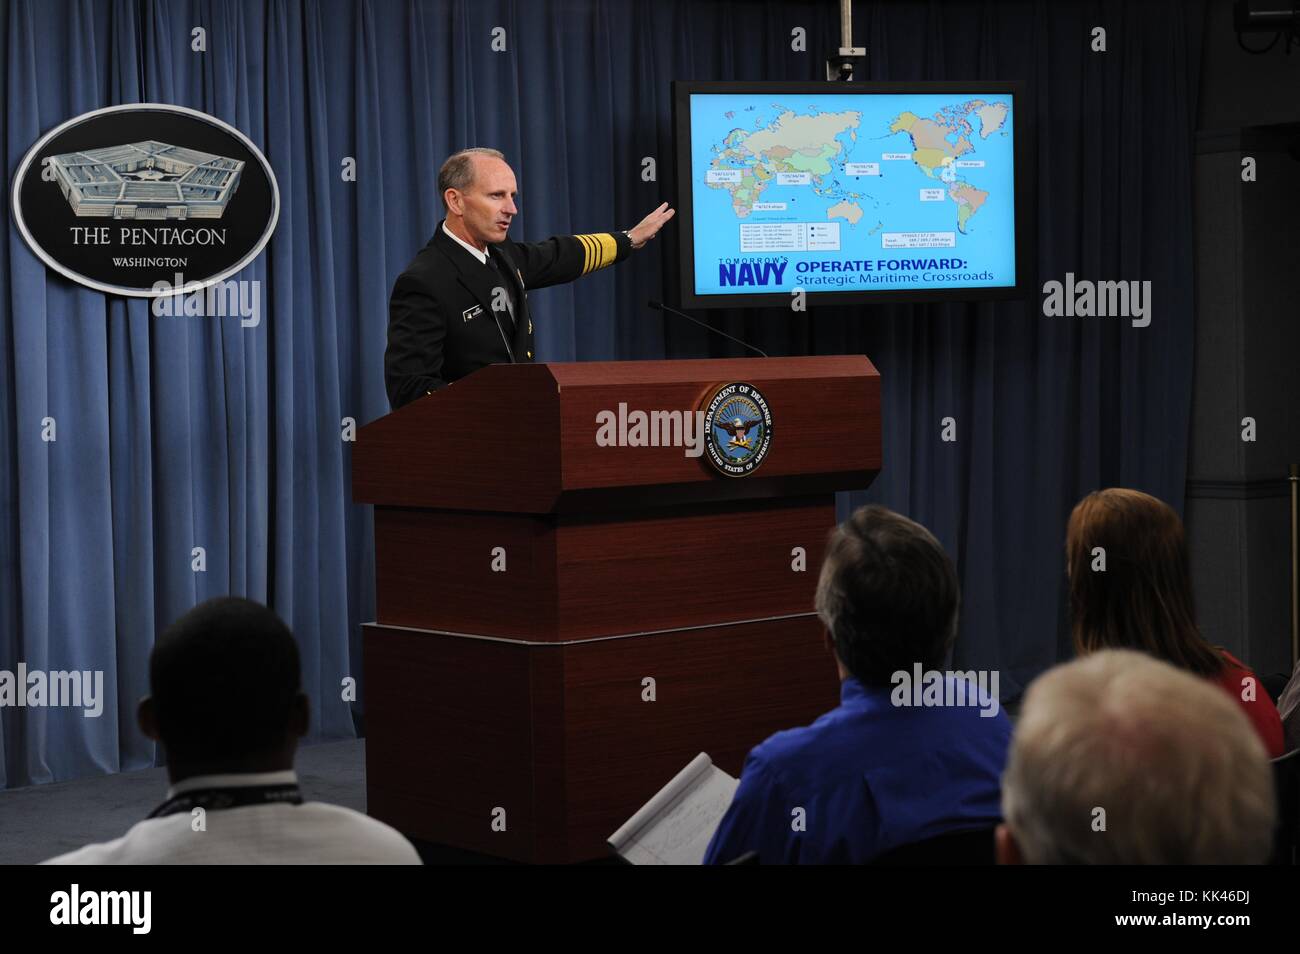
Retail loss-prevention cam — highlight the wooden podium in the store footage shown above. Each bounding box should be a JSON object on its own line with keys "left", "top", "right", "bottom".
{"left": 353, "top": 356, "right": 880, "bottom": 862}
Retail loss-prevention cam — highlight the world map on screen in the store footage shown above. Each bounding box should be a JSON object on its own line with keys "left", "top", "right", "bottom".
{"left": 688, "top": 92, "right": 1016, "bottom": 297}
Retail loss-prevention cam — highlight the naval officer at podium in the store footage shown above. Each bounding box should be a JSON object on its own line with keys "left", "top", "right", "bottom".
{"left": 385, "top": 147, "right": 674, "bottom": 410}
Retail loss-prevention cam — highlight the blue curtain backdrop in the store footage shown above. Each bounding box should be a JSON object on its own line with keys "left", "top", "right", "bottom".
{"left": 1, "top": 0, "right": 1204, "bottom": 788}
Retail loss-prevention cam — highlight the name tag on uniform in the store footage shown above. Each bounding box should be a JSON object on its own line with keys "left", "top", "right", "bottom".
{"left": 462, "top": 304, "right": 484, "bottom": 323}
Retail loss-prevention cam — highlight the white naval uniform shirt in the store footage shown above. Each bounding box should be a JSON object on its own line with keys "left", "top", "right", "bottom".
{"left": 42, "top": 771, "right": 421, "bottom": 865}
{"left": 442, "top": 220, "right": 488, "bottom": 264}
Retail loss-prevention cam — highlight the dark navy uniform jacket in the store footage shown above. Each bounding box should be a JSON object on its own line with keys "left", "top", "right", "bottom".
{"left": 385, "top": 221, "right": 631, "bottom": 409}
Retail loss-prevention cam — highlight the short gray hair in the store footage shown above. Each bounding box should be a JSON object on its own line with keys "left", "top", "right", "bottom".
{"left": 813, "top": 505, "right": 959, "bottom": 686}
{"left": 438, "top": 148, "right": 505, "bottom": 209}
{"left": 1002, "top": 649, "right": 1276, "bottom": 864}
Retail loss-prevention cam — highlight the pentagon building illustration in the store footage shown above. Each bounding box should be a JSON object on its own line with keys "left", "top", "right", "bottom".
{"left": 44, "top": 140, "right": 244, "bottom": 219}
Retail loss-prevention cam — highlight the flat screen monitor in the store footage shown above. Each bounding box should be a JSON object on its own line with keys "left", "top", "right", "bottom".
{"left": 673, "top": 81, "right": 1031, "bottom": 309}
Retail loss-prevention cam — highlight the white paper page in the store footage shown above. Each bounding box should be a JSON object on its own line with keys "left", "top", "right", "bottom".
{"left": 608, "top": 753, "right": 740, "bottom": 865}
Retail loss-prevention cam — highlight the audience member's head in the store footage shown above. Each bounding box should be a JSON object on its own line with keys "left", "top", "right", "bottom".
{"left": 998, "top": 649, "right": 1275, "bottom": 864}
{"left": 814, "top": 504, "right": 959, "bottom": 686}
{"left": 139, "top": 597, "right": 308, "bottom": 781}
{"left": 1066, "top": 488, "right": 1223, "bottom": 677}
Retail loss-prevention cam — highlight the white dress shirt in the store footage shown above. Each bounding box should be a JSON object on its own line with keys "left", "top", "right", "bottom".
{"left": 43, "top": 771, "right": 421, "bottom": 865}
{"left": 442, "top": 220, "right": 488, "bottom": 264}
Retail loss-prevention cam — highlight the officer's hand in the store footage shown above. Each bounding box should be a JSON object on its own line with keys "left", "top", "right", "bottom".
{"left": 628, "top": 202, "right": 675, "bottom": 249}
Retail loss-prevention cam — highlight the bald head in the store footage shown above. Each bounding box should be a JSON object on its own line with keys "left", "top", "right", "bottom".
{"left": 438, "top": 148, "right": 505, "bottom": 208}
{"left": 438, "top": 148, "right": 517, "bottom": 251}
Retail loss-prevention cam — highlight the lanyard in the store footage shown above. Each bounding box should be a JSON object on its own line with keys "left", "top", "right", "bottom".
{"left": 148, "top": 783, "right": 303, "bottom": 819}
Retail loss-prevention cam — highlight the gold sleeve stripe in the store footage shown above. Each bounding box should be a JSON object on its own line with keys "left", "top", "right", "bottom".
{"left": 575, "top": 233, "right": 619, "bottom": 275}
{"left": 577, "top": 233, "right": 595, "bottom": 274}
{"left": 596, "top": 233, "right": 618, "bottom": 270}
{"left": 575, "top": 233, "right": 593, "bottom": 274}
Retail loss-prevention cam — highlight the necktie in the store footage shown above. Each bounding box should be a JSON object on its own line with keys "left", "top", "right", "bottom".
{"left": 485, "top": 250, "right": 517, "bottom": 335}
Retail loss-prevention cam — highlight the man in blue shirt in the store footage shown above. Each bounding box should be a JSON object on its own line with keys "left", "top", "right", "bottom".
{"left": 703, "top": 505, "right": 1011, "bottom": 864}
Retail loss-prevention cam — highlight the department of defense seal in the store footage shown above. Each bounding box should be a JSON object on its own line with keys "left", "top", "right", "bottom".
{"left": 702, "top": 381, "right": 773, "bottom": 477}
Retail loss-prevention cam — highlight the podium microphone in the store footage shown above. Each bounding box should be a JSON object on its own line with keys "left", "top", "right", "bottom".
{"left": 647, "top": 300, "right": 769, "bottom": 358}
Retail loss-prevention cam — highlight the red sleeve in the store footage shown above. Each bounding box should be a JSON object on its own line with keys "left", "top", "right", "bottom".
{"left": 1214, "top": 654, "right": 1286, "bottom": 759}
